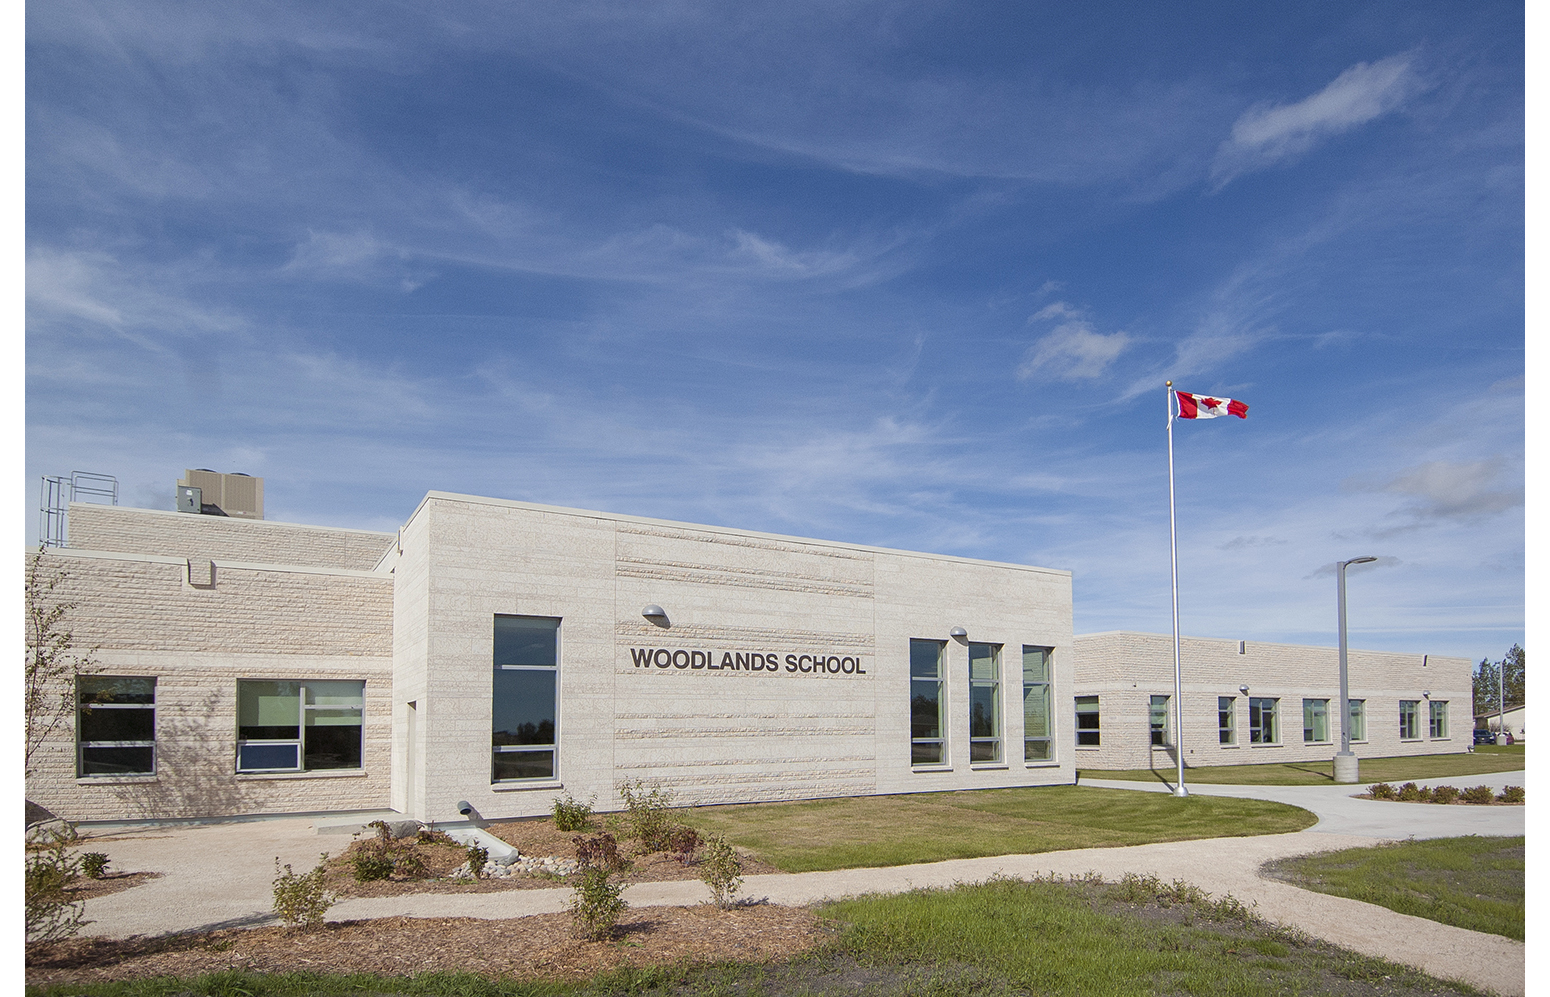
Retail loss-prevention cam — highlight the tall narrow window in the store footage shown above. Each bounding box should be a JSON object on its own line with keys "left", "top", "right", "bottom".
{"left": 1075, "top": 695, "right": 1100, "bottom": 746}
{"left": 77, "top": 677, "right": 156, "bottom": 777}
{"left": 1249, "top": 697, "right": 1279, "bottom": 744}
{"left": 493, "top": 615, "right": 559, "bottom": 782}
{"left": 1399, "top": 700, "right": 1419, "bottom": 740}
{"left": 1149, "top": 695, "right": 1170, "bottom": 746}
{"left": 1022, "top": 646, "right": 1052, "bottom": 762}
{"left": 1303, "top": 699, "right": 1329, "bottom": 743}
{"left": 1218, "top": 696, "right": 1236, "bottom": 744}
{"left": 237, "top": 680, "right": 364, "bottom": 772}
{"left": 1348, "top": 699, "right": 1366, "bottom": 741}
{"left": 1429, "top": 701, "right": 1448, "bottom": 738}
{"left": 910, "top": 640, "right": 946, "bottom": 765}
{"left": 968, "top": 643, "right": 1001, "bottom": 762}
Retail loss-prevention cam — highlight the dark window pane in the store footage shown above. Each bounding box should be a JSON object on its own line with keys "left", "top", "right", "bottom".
{"left": 80, "top": 708, "right": 154, "bottom": 742}
{"left": 1024, "top": 739, "right": 1051, "bottom": 761}
{"left": 81, "top": 745, "right": 154, "bottom": 776}
{"left": 78, "top": 677, "right": 155, "bottom": 705}
{"left": 909, "top": 640, "right": 942, "bottom": 679}
{"left": 970, "top": 740, "right": 999, "bottom": 762}
{"left": 494, "top": 616, "right": 558, "bottom": 666}
{"left": 1076, "top": 730, "right": 1100, "bottom": 746}
{"left": 238, "top": 743, "right": 299, "bottom": 770}
{"left": 970, "top": 685, "right": 997, "bottom": 737}
{"left": 911, "top": 741, "right": 943, "bottom": 765}
{"left": 910, "top": 685, "right": 941, "bottom": 739}
{"left": 239, "top": 725, "right": 300, "bottom": 740}
{"left": 304, "top": 723, "right": 362, "bottom": 769}
{"left": 493, "top": 669, "right": 556, "bottom": 745}
{"left": 493, "top": 749, "right": 554, "bottom": 781}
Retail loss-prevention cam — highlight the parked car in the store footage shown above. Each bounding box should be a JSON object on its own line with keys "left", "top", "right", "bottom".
{"left": 1473, "top": 728, "right": 1497, "bottom": 745}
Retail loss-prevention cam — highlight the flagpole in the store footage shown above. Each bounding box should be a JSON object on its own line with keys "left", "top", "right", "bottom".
{"left": 1166, "top": 381, "right": 1188, "bottom": 798}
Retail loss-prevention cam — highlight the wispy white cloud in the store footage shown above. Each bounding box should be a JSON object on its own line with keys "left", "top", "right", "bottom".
{"left": 1212, "top": 52, "right": 1423, "bottom": 184}
{"left": 1018, "top": 303, "right": 1130, "bottom": 381}
{"left": 1345, "top": 458, "right": 1524, "bottom": 523}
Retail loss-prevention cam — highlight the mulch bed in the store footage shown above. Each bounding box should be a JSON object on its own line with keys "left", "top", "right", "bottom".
{"left": 28, "top": 904, "right": 827, "bottom": 986}
{"left": 65, "top": 871, "right": 162, "bottom": 901}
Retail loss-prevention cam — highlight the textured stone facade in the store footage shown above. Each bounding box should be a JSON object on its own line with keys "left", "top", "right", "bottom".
{"left": 1072, "top": 631, "right": 1472, "bottom": 771}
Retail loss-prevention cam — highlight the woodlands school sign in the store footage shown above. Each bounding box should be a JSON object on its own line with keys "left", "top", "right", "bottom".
{"left": 629, "top": 647, "right": 868, "bottom": 676}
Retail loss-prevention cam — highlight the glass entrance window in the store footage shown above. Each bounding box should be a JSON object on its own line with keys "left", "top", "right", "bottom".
{"left": 910, "top": 640, "right": 946, "bottom": 765}
{"left": 968, "top": 643, "right": 1001, "bottom": 763}
{"left": 493, "top": 615, "right": 560, "bottom": 782}
{"left": 1022, "top": 646, "right": 1052, "bottom": 762}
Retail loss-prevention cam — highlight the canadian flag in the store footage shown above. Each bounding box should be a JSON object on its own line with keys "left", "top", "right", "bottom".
{"left": 1175, "top": 391, "right": 1248, "bottom": 420}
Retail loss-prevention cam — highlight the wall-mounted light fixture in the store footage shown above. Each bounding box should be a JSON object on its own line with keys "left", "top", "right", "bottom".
{"left": 641, "top": 605, "right": 670, "bottom": 628}
{"left": 949, "top": 627, "right": 968, "bottom": 639}
{"left": 1239, "top": 684, "right": 1249, "bottom": 696}
{"left": 1423, "top": 690, "right": 1431, "bottom": 699}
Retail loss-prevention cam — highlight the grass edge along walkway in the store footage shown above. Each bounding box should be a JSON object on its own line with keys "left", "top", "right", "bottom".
{"left": 685, "top": 784, "right": 1315, "bottom": 873}
{"left": 1263, "top": 835, "right": 1525, "bottom": 941}
{"left": 26, "top": 877, "right": 1491, "bottom": 997}
{"left": 1083, "top": 747, "right": 1526, "bottom": 787}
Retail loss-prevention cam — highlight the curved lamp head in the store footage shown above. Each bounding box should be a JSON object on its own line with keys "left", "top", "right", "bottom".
{"left": 1239, "top": 684, "right": 1250, "bottom": 696}
{"left": 641, "top": 604, "right": 670, "bottom": 628}
{"left": 1423, "top": 690, "right": 1431, "bottom": 699}
{"left": 949, "top": 626, "right": 968, "bottom": 639}
{"left": 1342, "top": 556, "right": 1378, "bottom": 568}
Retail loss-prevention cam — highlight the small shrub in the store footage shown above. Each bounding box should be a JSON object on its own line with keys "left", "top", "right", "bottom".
{"left": 367, "top": 820, "right": 393, "bottom": 842}
{"left": 465, "top": 845, "right": 489, "bottom": 879}
{"left": 619, "top": 780, "right": 676, "bottom": 851}
{"left": 1430, "top": 785, "right": 1459, "bottom": 805}
{"left": 415, "top": 828, "right": 455, "bottom": 845}
{"left": 26, "top": 825, "right": 87, "bottom": 942}
{"left": 81, "top": 852, "right": 109, "bottom": 879}
{"left": 351, "top": 852, "right": 395, "bottom": 882}
{"left": 1462, "top": 785, "right": 1496, "bottom": 805}
{"left": 573, "top": 832, "right": 627, "bottom": 871}
{"left": 565, "top": 867, "right": 628, "bottom": 941}
{"left": 1497, "top": 785, "right": 1525, "bottom": 804}
{"left": 1369, "top": 783, "right": 1397, "bottom": 800}
{"left": 1113, "top": 872, "right": 1164, "bottom": 903}
{"left": 1155, "top": 878, "right": 1208, "bottom": 908}
{"left": 392, "top": 849, "right": 428, "bottom": 879}
{"left": 552, "top": 792, "right": 595, "bottom": 832}
{"left": 666, "top": 823, "right": 700, "bottom": 864}
{"left": 272, "top": 854, "right": 335, "bottom": 929}
{"left": 1396, "top": 782, "right": 1423, "bottom": 802}
{"left": 698, "top": 834, "right": 743, "bottom": 909}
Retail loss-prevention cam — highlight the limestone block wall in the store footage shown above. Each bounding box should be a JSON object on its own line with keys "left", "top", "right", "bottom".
{"left": 1072, "top": 631, "right": 1472, "bottom": 771}
{"left": 66, "top": 504, "right": 395, "bottom": 571}
{"left": 394, "top": 493, "right": 1075, "bottom": 823}
{"left": 25, "top": 548, "right": 393, "bottom": 822}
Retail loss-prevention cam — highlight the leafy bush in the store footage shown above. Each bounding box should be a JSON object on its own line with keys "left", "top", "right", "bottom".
{"left": 1369, "top": 783, "right": 1397, "bottom": 800}
{"left": 573, "top": 832, "right": 627, "bottom": 871}
{"left": 1396, "top": 782, "right": 1424, "bottom": 802}
{"left": 1430, "top": 785, "right": 1459, "bottom": 805}
{"left": 81, "top": 852, "right": 109, "bottom": 879}
{"left": 351, "top": 852, "right": 395, "bottom": 882}
{"left": 1462, "top": 785, "right": 1496, "bottom": 805}
{"left": 698, "top": 834, "right": 743, "bottom": 909}
{"left": 619, "top": 780, "right": 676, "bottom": 851}
{"left": 1497, "top": 785, "right": 1525, "bottom": 804}
{"left": 26, "top": 825, "right": 87, "bottom": 942}
{"left": 552, "top": 792, "right": 595, "bottom": 832}
{"left": 465, "top": 845, "right": 489, "bottom": 879}
{"left": 415, "top": 828, "right": 455, "bottom": 845}
{"left": 273, "top": 854, "right": 335, "bottom": 929}
{"left": 666, "top": 823, "right": 700, "bottom": 863}
{"left": 565, "top": 867, "right": 628, "bottom": 941}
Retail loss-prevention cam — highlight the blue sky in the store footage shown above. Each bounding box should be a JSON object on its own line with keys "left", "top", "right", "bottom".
{"left": 25, "top": 2, "right": 1524, "bottom": 662}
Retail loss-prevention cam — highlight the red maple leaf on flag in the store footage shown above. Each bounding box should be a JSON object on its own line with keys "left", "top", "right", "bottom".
{"left": 1199, "top": 397, "right": 1221, "bottom": 409}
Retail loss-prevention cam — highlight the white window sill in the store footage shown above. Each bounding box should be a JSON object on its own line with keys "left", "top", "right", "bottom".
{"left": 971, "top": 763, "right": 1009, "bottom": 771}
{"left": 911, "top": 765, "right": 953, "bottom": 773}
{"left": 1431, "top": 737, "right": 1452, "bottom": 741}
{"left": 1400, "top": 739, "right": 1423, "bottom": 743}
{"left": 236, "top": 769, "right": 368, "bottom": 781}
{"left": 77, "top": 775, "right": 158, "bottom": 785}
{"left": 1219, "top": 744, "right": 1239, "bottom": 749}
{"left": 1250, "top": 743, "right": 1284, "bottom": 747}
{"left": 1304, "top": 740, "right": 1332, "bottom": 746}
{"left": 1024, "top": 762, "right": 1060, "bottom": 769}
{"left": 492, "top": 780, "right": 563, "bottom": 792}
{"left": 1075, "top": 745, "right": 1101, "bottom": 751}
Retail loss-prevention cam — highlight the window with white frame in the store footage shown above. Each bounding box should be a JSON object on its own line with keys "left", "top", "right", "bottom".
{"left": 969, "top": 643, "right": 1001, "bottom": 763}
{"left": 1022, "top": 646, "right": 1052, "bottom": 762}
{"left": 1303, "top": 699, "right": 1329, "bottom": 743}
{"left": 1149, "top": 695, "right": 1169, "bottom": 746}
{"left": 1218, "top": 696, "right": 1236, "bottom": 744}
{"left": 77, "top": 676, "right": 156, "bottom": 777}
{"left": 910, "top": 640, "right": 946, "bottom": 765}
{"left": 1075, "top": 695, "right": 1100, "bottom": 746}
{"left": 1429, "top": 701, "right": 1448, "bottom": 738}
{"left": 1348, "top": 699, "right": 1366, "bottom": 741}
{"left": 237, "top": 680, "right": 364, "bottom": 773}
{"left": 493, "top": 615, "right": 560, "bottom": 782}
{"left": 1399, "top": 700, "right": 1420, "bottom": 740}
{"left": 1249, "top": 697, "right": 1279, "bottom": 744}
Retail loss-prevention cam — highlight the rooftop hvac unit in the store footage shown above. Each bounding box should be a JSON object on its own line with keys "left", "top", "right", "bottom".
{"left": 177, "top": 469, "right": 264, "bottom": 519}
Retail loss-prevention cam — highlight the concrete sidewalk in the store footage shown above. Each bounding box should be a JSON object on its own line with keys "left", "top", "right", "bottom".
{"left": 71, "top": 776, "right": 1527, "bottom": 997}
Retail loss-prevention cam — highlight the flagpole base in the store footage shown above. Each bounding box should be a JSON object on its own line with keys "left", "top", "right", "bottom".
{"left": 1173, "top": 785, "right": 1189, "bottom": 798}
{"left": 1334, "top": 752, "right": 1359, "bottom": 784}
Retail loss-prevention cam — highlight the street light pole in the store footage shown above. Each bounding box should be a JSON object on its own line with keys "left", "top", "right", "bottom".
{"left": 1335, "top": 555, "right": 1376, "bottom": 784}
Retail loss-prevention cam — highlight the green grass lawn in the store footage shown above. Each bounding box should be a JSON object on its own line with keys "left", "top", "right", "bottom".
{"left": 1084, "top": 747, "right": 1526, "bottom": 786}
{"left": 684, "top": 785, "right": 1315, "bottom": 872}
{"left": 1263, "top": 835, "right": 1525, "bottom": 940}
{"left": 31, "top": 878, "right": 1487, "bottom": 996}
